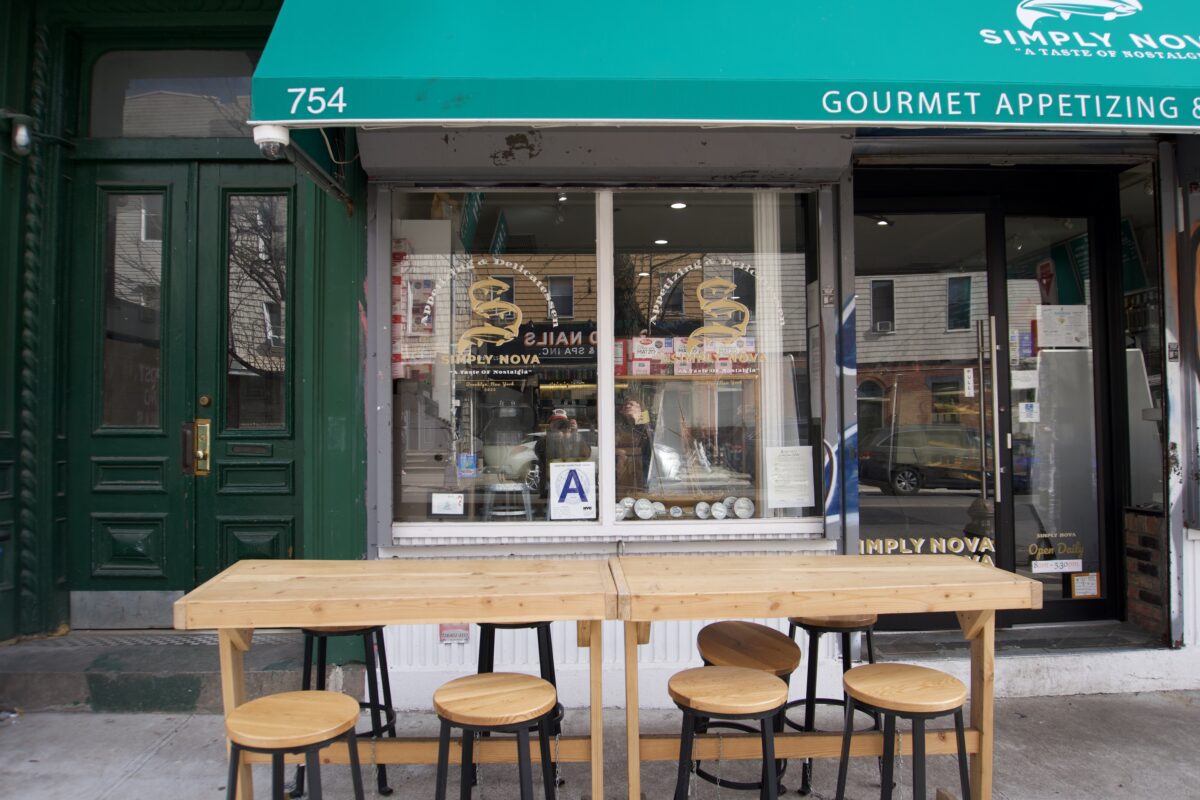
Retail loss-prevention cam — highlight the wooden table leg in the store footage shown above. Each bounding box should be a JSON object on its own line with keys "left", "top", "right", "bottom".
{"left": 589, "top": 620, "right": 604, "bottom": 800}
{"left": 218, "top": 628, "right": 254, "bottom": 800}
{"left": 958, "top": 610, "right": 995, "bottom": 800}
{"left": 624, "top": 620, "right": 641, "bottom": 800}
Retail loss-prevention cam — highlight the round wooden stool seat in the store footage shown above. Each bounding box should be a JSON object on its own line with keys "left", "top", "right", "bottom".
{"left": 669, "top": 665, "right": 789, "bottom": 716}
{"left": 788, "top": 613, "right": 878, "bottom": 630}
{"left": 697, "top": 621, "right": 801, "bottom": 677}
{"left": 226, "top": 691, "right": 360, "bottom": 750}
{"left": 433, "top": 672, "right": 557, "bottom": 727}
{"left": 843, "top": 663, "right": 967, "bottom": 715}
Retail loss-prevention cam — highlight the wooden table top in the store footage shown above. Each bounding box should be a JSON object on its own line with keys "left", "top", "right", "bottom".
{"left": 174, "top": 558, "right": 617, "bottom": 630}
{"left": 613, "top": 554, "right": 1042, "bottom": 621}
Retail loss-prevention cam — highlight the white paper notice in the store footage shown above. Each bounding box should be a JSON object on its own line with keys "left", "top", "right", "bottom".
{"left": 1038, "top": 305, "right": 1090, "bottom": 348}
{"left": 766, "top": 446, "right": 814, "bottom": 509}
{"left": 549, "top": 462, "right": 597, "bottom": 520}
{"left": 1031, "top": 559, "right": 1082, "bottom": 574}
{"left": 963, "top": 367, "right": 976, "bottom": 398}
{"left": 1018, "top": 402, "right": 1040, "bottom": 423}
{"left": 1011, "top": 370, "right": 1038, "bottom": 390}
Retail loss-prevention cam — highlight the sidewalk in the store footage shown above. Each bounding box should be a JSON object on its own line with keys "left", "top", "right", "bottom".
{"left": 1, "top": 691, "right": 1196, "bottom": 799}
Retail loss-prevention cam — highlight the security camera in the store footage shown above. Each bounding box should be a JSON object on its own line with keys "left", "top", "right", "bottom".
{"left": 253, "top": 125, "right": 290, "bottom": 160}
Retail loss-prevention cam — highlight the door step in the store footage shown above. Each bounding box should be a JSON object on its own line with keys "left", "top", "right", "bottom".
{"left": 0, "top": 630, "right": 365, "bottom": 713}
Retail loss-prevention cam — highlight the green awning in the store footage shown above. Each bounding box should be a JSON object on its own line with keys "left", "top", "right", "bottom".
{"left": 253, "top": 0, "right": 1200, "bottom": 131}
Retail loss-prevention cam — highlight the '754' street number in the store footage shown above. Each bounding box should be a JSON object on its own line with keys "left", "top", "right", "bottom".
{"left": 287, "top": 87, "right": 347, "bottom": 115}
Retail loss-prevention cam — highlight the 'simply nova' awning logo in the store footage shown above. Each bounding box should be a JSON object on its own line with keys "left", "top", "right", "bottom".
{"left": 1016, "top": 0, "right": 1143, "bottom": 29}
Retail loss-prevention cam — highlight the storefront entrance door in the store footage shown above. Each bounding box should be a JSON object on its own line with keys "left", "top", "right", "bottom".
{"left": 66, "top": 162, "right": 301, "bottom": 595}
{"left": 854, "top": 172, "right": 1131, "bottom": 623}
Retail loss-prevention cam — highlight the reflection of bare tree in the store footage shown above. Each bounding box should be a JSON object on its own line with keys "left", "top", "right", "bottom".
{"left": 226, "top": 195, "right": 287, "bottom": 378}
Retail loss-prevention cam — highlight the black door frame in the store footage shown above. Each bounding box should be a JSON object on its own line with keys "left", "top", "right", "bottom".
{"left": 855, "top": 166, "right": 1128, "bottom": 627}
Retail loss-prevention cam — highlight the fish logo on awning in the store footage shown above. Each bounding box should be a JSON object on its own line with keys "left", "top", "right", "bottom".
{"left": 1016, "top": 0, "right": 1143, "bottom": 29}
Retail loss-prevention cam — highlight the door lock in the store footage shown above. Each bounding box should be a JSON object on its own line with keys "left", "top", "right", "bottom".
{"left": 198, "top": 394, "right": 212, "bottom": 408}
{"left": 193, "top": 419, "right": 211, "bottom": 476}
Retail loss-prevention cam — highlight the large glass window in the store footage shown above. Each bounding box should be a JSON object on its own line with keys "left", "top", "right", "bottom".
{"left": 391, "top": 192, "right": 598, "bottom": 523}
{"left": 611, "top": 192, "right": 818, "bottom": 522}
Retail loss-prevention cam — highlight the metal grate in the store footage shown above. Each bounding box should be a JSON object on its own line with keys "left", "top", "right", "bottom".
{"left": 12, "top": 631, "right": 301, "bottom": 648}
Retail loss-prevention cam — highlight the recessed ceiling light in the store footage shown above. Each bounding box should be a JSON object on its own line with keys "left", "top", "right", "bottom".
{"left": 670, "top": 202, "right": 687, "bottom": 210}
{"left": 638, "top": 271, "right": 651, "bottom": 277}
{"left": 654, "top": 239, "right": 668, "bottom": 245}
{"left": 557, "top": 193, "right": 568, "bottom": 203}
{"left": 875, "top": 216, "right": 891, "bottom": 227}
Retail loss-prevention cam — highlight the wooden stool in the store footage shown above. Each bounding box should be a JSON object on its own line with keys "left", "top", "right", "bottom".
{"left": 695, "top": 621, "right": 800, "bottom": 793}
{"left": 293, "top": 626, "right": 396, "bottom": 797}
{"left": 226, "top": 691, "right": 364, "bottom": 800}
{"left": 835, "top": 663, "right": 970, "bottom": 800}
{"left": 433, "top": 672, "right": 558, "bottom": 800}
{"left": 786, "top": 614, "right": 881, "bottom": 795}
{"left": 669, "top": 666, "right": 789, "bottom": 800}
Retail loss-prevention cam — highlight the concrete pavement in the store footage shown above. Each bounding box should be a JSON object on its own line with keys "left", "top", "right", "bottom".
{"left": 1, "top": 691, "right": 1197, "bottom": 799}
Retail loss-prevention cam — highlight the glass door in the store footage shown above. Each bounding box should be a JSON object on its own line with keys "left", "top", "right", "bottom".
{"left": 854, "top": 213, "right": 1000, "bottom": 568}
{"left": 854, "top": 184, "right": 1125, "bottom": 624}
{"left": 1004, "top": 216, "right": 1106, "bottom": 610}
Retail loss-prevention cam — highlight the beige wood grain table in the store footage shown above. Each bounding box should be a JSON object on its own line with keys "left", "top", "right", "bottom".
{"left": 174, "top": 558, "right": 615, "bottom": 800}
{"left": 612, "top": 554, "right": 1042, "bottom": 800}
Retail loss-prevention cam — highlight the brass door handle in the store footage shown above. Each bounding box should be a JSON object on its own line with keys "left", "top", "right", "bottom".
{"left": 193, "top": 419, "right": 211, "bottom": 476}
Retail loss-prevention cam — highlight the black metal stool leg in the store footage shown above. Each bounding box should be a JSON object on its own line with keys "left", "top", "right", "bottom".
{"left": 761, "top": 716, "right": 779, "bottom": 800}
{"left": 375, "top": 629, "right": 397, "bottom": 737}
{"left": 912, "top": 717, "right": 926, "bottom": 800}
{"left": 305, "top": 749, "right": 323, "bottom": 800}
{"left": 516, "top": 727, "right": 534, "bottom": 800}
{"left": 881, "top": 713, "right": 896, "bottom": 800}
{"left": 291, "top": 635, "right": 315, "bottom": 798}
{"left": 800, "top": 628, "right": 820, "bottom": 795}
{"left": 272, "top": 752, "right": 286, "bottom": 800}
{"left": 472, "top": 626, "right": 496, "bottom": 787}
{"left": 459, "top": 729, "right": 474, "bottom": 800}
{"left": 317, "top": 637, "right": 328, "bottom": 689}
{"left": 834, "top": 698, "right": 854, "bottom": 800}
{"left": 955, "top": 708, "right": 971, "bottom": 800}
{"left": 362, "top": 631, "right": 393, "bottom": 795}
{"left": 674, "top": 712, "right": 696, "bottom": 800}
{"left": 226, "top": 743, "right": 242, "bottom": 800}
{"left": 538, "top": 717, "right": 556, "bottom": 800}
{"left": 346, "top": 729, "right": 365, "bottom": 800}
{"left": 435, "top": 720, "right": 451, "bottom": 800}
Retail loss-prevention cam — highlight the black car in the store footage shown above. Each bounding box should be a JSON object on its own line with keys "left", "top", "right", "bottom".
{"left": 858, "top": 424, "right": 989, "bottom": 496}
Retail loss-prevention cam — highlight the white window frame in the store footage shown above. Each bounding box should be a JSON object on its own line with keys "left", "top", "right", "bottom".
{"left": 263, "top": 300, "right": 284, "bottom": 348}
{"left": 870, "top": 279, "right": 895, "bottom": 334}
{"left": 370, "top": 187, "right": 827, "bottom": 543}
{"left": 140, "top": 203, "right": 163, "bottom": 242}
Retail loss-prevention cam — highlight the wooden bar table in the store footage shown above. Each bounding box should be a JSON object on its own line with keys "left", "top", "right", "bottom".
{"left": 174, "top": 558, "right": 615, "bottom": 800}
{"left": 613, "top": 554, "right": 1042, "bottom": 800}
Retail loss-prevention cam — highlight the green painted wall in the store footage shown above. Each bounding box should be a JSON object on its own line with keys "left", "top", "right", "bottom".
{"left": 0, "top": 0, "right": 369, "bottom": 636}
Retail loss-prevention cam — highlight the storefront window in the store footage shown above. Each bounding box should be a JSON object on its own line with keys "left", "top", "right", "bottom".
{"left": 611, "top": 192, "right": 818, "bottom": 522}
{"left": 391, "top": 192, "right": 598, "bottom": 523}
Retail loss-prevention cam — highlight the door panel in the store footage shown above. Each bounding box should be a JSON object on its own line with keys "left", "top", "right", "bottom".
{"left": 69, "top": 162, "right": 300, "bottom": 592}
{"left": 194, "top": 165, "right": 299, "bottom": 584}
{"left": 68, "top": 164, "right": 194, "bottom": 589}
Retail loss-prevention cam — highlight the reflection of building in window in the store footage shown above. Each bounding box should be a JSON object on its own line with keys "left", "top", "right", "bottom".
{"left": 548, "top": 276, "right": 574, "bottom": 318}
{"left": 656, "top": 274, "right": 684, "bottom": 316}
{"left": 263, "top": 301, "right": 284, "bottom": 350}
{"left": 871, "top": 279, "right": 895, "bottom": 333}
{"left": 858, "top": 379, "right": 886, "bottom": 442}
{"left": 947, "top": 275, "right": 971, "bottom": 330}
{"left": 140, "top": 201, "right": 163, "bottom": 242}
{"left": 930, "top": 379, "right": 964, "bottom": 424}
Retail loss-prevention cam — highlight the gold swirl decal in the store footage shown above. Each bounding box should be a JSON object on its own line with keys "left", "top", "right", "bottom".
{"left": 686, "top": 276, "right": 750, "bottom": 354}
{"left": 457, "top": 278, "right": 524, "bottom": 353}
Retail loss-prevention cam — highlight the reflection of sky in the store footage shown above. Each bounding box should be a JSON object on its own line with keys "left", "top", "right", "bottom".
{"left": 128, "top": 77, "right": 250, "bottom": 103}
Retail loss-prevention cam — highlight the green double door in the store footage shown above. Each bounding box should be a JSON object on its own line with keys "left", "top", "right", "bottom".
{"left": 68, "top": 162, "right": 302, "bottom": 592}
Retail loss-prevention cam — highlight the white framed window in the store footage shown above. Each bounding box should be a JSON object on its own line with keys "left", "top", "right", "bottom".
{"left": 263, "top": 301, "right": 284, "bottom": 349}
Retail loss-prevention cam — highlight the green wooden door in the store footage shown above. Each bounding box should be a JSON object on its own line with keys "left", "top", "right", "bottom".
{"left": 68, "top": 162, "right": 301, "bottom": 591}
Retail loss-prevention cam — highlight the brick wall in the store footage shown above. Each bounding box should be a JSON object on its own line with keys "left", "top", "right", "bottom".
{"left": 1124, "top": 508, "right": 1169, "bottom": 642}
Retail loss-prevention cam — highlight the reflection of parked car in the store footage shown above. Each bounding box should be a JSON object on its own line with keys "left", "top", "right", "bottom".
{"left": 859, "top": 424, "right": 987, "bottom": 495}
